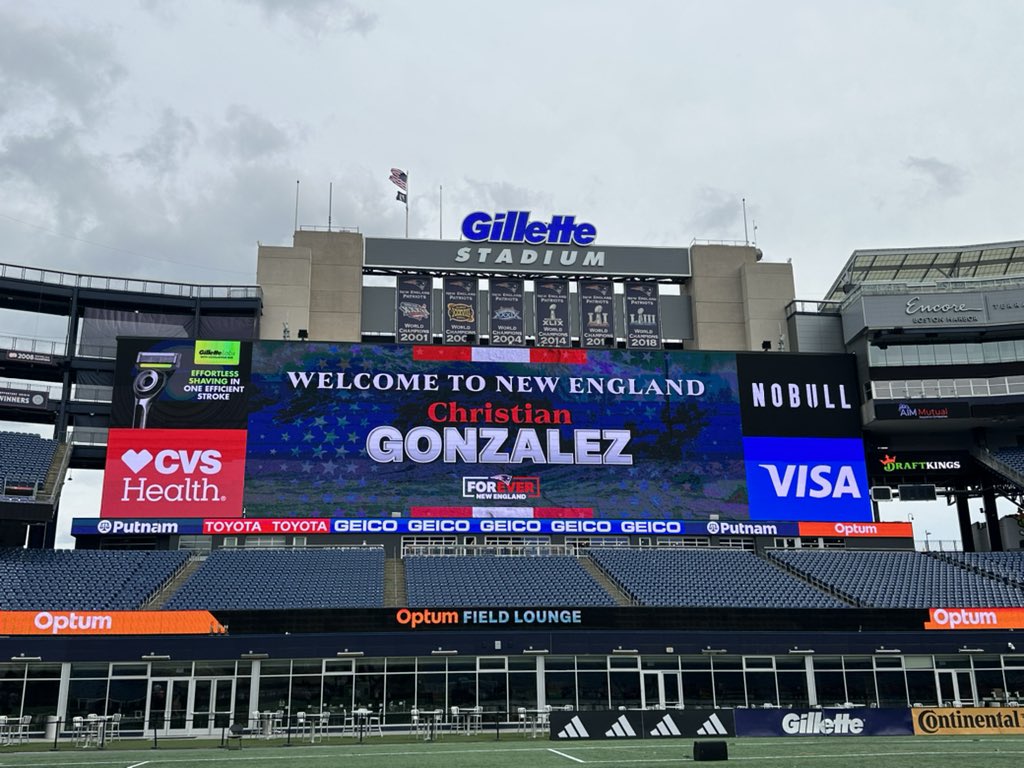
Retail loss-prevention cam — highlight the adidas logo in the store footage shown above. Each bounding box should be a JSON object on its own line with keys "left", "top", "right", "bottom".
{"left": 556, "top": 716, "right": 590, "bottom": 739}
{"left": 649, "top": 714, "right": 681, "bottom": 737}
{"left": 697, "top": 713, "right": 728, "bottom": 736}
{"left": 604, "top": 714, "right": 637, "bottom": 738}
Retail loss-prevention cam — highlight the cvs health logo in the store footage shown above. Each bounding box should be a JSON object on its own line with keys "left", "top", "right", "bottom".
{"left": 744, "top": 436, "right": 872, "bottom": 522}
{"left": 100, "top": 428, "right": 247, "bottom": 518}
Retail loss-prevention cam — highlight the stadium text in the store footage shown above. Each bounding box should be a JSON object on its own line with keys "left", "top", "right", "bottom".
{"left": 750, "top": 382, "right": 851, "bottom": 410}
{"left": 781, "top": 712, "right": 864, "bottom": 735}
{"left": 461, "top": 211, "right": 597, "bottom": 245}
{"left": 395, "top": 607, "right": 583, "bottom": 629}
{"left": 34, "top": 611, "right": 112, "bottom": 634}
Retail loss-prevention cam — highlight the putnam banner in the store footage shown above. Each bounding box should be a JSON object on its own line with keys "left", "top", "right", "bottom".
{"left": 0, "top": 610, "right": 225, "bottom": 636}
{"left": 924, "top": 607, "right": 1024, "bottom": 630}
{"left": 912, "top": 707, "right": 1024, "bottom": 735}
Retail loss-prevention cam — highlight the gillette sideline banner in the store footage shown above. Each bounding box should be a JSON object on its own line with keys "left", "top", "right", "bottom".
{"left": 734, "top": 707, "right": 913, "bottom": 737}
{"left": 102, "top": 340, "right": 870, "bottom": 521}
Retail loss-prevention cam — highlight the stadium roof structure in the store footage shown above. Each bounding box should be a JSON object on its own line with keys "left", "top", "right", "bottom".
{"left": 824, "top": 240, "right": 1024, "bottom": 301}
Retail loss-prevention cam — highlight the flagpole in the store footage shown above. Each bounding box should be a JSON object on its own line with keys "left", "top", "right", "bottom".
{"left": 439, "top": 185, "right": 443, "bottom": 239}
{"left": 405, "top": 172, "right": 410, "bottom": 238}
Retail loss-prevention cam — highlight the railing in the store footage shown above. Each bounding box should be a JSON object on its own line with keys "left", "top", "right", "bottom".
{"left": 785, "top": 299, "right": 842, "bottom": 316}
{"left": 297, "top": 225, "right": 360, "bottom": 234}
{"left": 870, "top": 376, "right": 1024, "bottom": 400}
{"left": 0, "top": 262, "right": 262, "bottom": 300}
{"left": 402, "top": 543, "right": 577, "bottom": 557}
{"left": 0, "top": 334, "right": 67, "bottom": 357}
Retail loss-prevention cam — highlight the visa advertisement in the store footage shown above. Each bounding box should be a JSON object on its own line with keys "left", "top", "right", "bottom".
{"left": 101, "top": 340, "right": 870, "bottom": 522}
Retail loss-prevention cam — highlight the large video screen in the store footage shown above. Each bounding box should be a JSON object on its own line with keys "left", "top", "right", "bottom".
{"left": 102, "top": 340, "right": 870, "bottom": 522}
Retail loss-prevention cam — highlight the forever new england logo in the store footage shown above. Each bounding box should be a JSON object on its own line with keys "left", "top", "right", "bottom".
{"left": 462, "top": 474, "right": 540, "bottom": 500}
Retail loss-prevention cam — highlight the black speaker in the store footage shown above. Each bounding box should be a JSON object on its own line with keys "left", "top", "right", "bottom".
{"left": 693, "top": 740, "right": 728, "bottom": 761}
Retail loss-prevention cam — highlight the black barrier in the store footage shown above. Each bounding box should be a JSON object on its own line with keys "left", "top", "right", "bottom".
{"left": 693, "top": 740, "right": 728, "bottom": 761}
{"left": 549, "top": 709, "right": 735, "bottom": 740}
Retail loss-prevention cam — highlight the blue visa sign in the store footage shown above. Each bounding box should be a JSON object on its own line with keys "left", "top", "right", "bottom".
{"left": 462, "top": 211, "right": 597, "bottom": 245}
{"left": 744, "top": 436, "right": 871, "bottom": 521}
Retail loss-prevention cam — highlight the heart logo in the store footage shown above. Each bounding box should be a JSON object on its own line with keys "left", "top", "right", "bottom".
{"left": 121, "top": 449, "right": 153, "bottom": 474}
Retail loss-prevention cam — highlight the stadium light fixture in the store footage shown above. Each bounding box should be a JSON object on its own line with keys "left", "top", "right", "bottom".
{"left": 701, "top": 647, "right": 727, "bottom": 655}
{"left": 523, "top": 648, "right": 550, "bottom": 655}
{"left": 431, "top": 649, "right": 458, "bottom": 655}
{"left": 875, "top": 647, "right": 901, "bottom": 654}
{"left": 10, "top": 654, "right": 41, "bottom": 662}
{"left": 959, "top": 647, "right": 985, "bottom": 654}
{"left": 336, "top": 650, "right": 365, "bottom": 657}
{"left": 612, "top": 648, "right": 639, "bottom": 654}
{"left": 297, "top": 329, "right": 309, "bottom": 340}
{"left": 141, "top": 653, "right": 170, "bottom": 661}
{"left": 241, "top": 651, "right": 269, "bottom": 659}
{"left": 788, "top": 648, "right": 815, "bottom": 655}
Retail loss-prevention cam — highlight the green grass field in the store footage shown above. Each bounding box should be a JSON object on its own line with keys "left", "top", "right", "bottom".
{"left": 2, "top": 735, "right": 1024, "bottom": 768}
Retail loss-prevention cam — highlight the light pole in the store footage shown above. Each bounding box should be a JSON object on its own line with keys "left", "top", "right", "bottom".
{"left": 925, "top": 530, "right": 932, "bottom": 551}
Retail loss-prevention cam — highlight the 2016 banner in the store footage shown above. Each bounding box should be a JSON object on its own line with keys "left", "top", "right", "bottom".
{"left": 579, "top": 280, "right": 615, "bottom": 348}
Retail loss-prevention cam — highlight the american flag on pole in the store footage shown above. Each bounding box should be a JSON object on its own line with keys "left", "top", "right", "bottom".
{"left": 389, "top": 167, "right": 408, "bottom": 192}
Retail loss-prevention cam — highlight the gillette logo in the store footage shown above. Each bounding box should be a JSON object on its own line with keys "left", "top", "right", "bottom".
{"left": 782, "top": 712, "right": 864, "bottom": 735}
{"left": 102, "top": 428, "right": 246, "bottom": 517}
{"left": 119, "top": 448, "right": 223, "bottom": 502}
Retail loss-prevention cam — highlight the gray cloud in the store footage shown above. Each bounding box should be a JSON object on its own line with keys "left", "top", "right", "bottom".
{"left": 124, "top": 110, "right": 199, "bottom": 176}
{"left": 687, "top": 187, "right": 743, "bottom": 239}
{"left": 215, "top": 106, "right": 292, "bottom": 162}
{"left": 0, "top": 9, "right": 124, "bottom": 124}
{"left": 237, "top": 0, "right": 378, "bottom": 35}
{"left": 904, "top": 156, "right": 967, "bottom": 198}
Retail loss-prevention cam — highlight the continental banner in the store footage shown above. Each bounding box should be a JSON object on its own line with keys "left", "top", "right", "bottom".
{"left": 912, "top": 707, "right": 1024, "bottom": 735}
{"left": 549, "top": 709, "right": 735, "bottom": 740}
{"left": 0, "top": 610, "right": 225, "bottom": 636}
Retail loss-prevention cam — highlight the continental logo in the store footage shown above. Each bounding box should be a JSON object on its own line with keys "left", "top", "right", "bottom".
{"left": 193, "top": 340, "right": 241, "bottom": 366}
{"left": 914, "top": 707, "right": 1024, "bottom": 735}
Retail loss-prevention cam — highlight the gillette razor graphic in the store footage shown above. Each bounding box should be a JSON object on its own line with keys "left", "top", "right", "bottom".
{"left": 132, "top": 351, "right": 180, "bottom": 428}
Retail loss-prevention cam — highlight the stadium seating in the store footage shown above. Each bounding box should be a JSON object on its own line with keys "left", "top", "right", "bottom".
{"left": 405, "top": 555, "right": 616, "bottom": 607}
{"left": 935, "top": 551, "right": 1024, "bottom": 588}
{"left": 165, "top": 548, "right": 385, "bottom": 610}
{"left": 0, "top": 430, "right": 57, "bottom": 495}
{"left": 589, "top": 548, "right": 849, "bottom": 608}
{"left": 0, "top": 548, "right": 189, "bottom": 610}
{"left": 767, "top": 549, "right": 1024, "bottom": 608}
{"left": 991, "top": 447, "right": 1024, "bottom": 475}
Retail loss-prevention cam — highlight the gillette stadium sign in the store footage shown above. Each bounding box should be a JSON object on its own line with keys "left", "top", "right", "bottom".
{"left": 364, "top": 212, "right": 691, "bottom": 278}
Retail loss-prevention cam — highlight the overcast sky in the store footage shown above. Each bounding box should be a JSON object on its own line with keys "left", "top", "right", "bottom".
{"left": 3, "top": 1, "right": 1021, "bottom": 545}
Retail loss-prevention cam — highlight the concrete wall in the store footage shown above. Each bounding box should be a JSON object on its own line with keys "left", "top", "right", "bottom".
{"left": 689, "top": 245, "right": 794, "bottom": 351}
{"left": 257, "top": 231, "right": 363, "bottom": 341}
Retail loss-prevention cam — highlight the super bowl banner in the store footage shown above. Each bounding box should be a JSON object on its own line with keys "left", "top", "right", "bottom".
{"left": 624, "top": 283, "right": 661, "bottom": 349}
{"left": 395, "top": 276, "right": 433, "bottom": 344}
{"left": 534, "top": 279, "right": 571, "bottom": 347}
{"left": 443, "top": 277, "right": 478, "bottom": 344}
{"left": 101, "top": 341, "right": 870, "bottom": 522}
{"left": 488, "top": 278, "right": 526, "bottom": 346}
{"left": 579, "top": 280, "right": 615, "bottom": 348}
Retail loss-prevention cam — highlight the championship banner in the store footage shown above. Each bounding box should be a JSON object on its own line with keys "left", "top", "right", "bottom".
{"left": 0, "top": 387, "right": 49, "bottom": 410}
{"left": 4, "top": 349, "right": 57, "bottom": 366}
{"left": 912, "top": 707, "right": 1024, "bottom": 735}
{"left": 534, "top": 279, "right": 571, "bottom": 347}
{"left": 579, "top": 280, "right": 615, "bottom": 348}
{"left": 395, "top": 276, "right": 433, "bottom": 344}
{"left": 442, "top": 277, "right": 479, "bottom": 344}
{"left": 624, "top": 283, "right": 661, "bottom": 349}
{"left": 488, "top": 278, "right": 525, "bottom": 346}
{"left": 0, "top": 610, "right": 225, "bottom": 636}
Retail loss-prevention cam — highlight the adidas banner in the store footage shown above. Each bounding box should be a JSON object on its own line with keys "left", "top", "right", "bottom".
{"left": 734, "top": 707, "right": 913, "bottom": 737}
{"left": 550, "top": 709, "right": 734, "bottom": 741}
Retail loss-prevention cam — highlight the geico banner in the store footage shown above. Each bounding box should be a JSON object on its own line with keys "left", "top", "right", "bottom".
{"left": 924, "top": 607, "right": 1024, "bottom": 630}
{"left": 0, "top": 610, "right": 225, "bottom": 636}
{"left": 912, "top": 707, "right": 1024, "bottom": 735}
{"left": 549, "top": 709, "right": 735, "bottom": 740}
{"left": 104, "top": 341, "right": 871, "bottom": 523}
{"left": 734, "top": 707, "right": 913, "bottom": 737}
